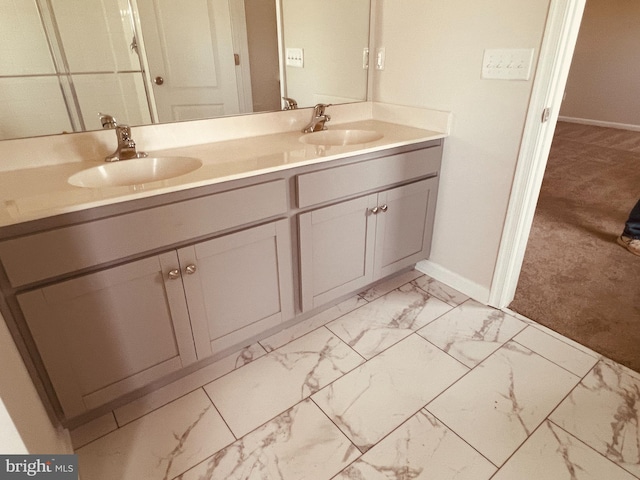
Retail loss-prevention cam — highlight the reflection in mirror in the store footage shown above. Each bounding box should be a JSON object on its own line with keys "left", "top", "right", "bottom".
{"left": 0, "top": 0, "right": 371, "bottom": 141}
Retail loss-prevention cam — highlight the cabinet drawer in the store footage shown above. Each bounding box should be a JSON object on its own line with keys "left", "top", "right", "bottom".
{"left": 296, "top": 146, "right": 441, "bottom": 208}
{"left": 0, "top": 179, "right": 287, "bottom": 287}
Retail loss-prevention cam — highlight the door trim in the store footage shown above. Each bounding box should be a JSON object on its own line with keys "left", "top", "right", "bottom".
{"left": 488, "top": 0, "right": 586, "bottom": 308}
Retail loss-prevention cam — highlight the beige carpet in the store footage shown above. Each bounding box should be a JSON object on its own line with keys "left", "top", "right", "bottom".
{"left": 509, "top": 121, "right": 640, "bottom": 373}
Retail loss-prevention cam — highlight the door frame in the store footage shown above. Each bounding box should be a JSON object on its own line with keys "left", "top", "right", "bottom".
{"left": 488, "top": 0, "right": 586, "bottom": 308}
{"left": 228, "top": 0, "right": 254, "bottom": 113}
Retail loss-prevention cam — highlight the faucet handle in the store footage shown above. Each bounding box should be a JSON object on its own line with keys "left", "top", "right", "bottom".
{"left": 314, "top": 103, "right": 332, "bottom": 116}
{"left": 99, "top": 112, "right": 118, "bottom": 129}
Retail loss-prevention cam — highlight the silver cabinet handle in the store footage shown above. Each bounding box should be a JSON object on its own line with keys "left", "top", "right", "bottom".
{"left": 380, "top": 204, "right": 388, "bottom": 212}
{"left": 185, "top": 264, "right": 197, "bottom": 275}
{"left": 168, "top": 269, "right": 180, "bottom": 280}
{"left": 370, "top": 206, "right": 380, "bottom": 215}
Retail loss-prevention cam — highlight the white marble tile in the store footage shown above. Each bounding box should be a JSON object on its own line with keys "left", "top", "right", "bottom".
{"left": 504, "top": 308, "right": 601, "bottom": 359}
{"left": 604, "top": 356, "right": 640, "bottom": 383}
{"left": 327, "top": 282, "right": 453, "bottom": 359}
{"left": 493, "top": 420, "right": 637, "bottom": 480}
{"left": 428, "top": 341, "right": 580, "bottom": 466}
{"left": 312, "top": 334, "right": 468, "bottom": 452}
{"left": 550, "top": 359, "right": 640, "bottom": 478}
{"left": 417, "top": 300, "right": 527, "bottom": 368}
{"left": 114, "top": 343, "right": 266, "bottom": 426}
{"left": 412, "top": 274, "right": 469, "bottom": 306}
{"left": 334, "top": 409, "right": 496, "bottom": 480}
{"left": 76, "top": 389, "right": 233, "bottom": 480}
{"left": 259, "top": 295, "right": 368, "bottom": 352}
{"left": 204, "top": 327, "right": 363, "bottom": 438}
{"left": 358, "top": 269, "right": 423, "bottom": 301}
{"left": 70, "top": 412, "right": 118, "bottom": 449}
{"left": 514, "top": 326, "right": 598, "bottom": 377}
{"left": 176, "top": 399, "right": 359, "bottom": 480}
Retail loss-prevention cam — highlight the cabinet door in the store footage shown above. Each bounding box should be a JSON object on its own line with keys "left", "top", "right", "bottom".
{"left": 17, "top": 253, "right": 197, "bottom": 419}
{"left": 180, "top": 219, "right": 294, "bottom": 358}
{"left": 374, "top": 178, "right": 438, "bottom": 279}
{"left": 299, "top": 193, "right": 378, "bottom": 311}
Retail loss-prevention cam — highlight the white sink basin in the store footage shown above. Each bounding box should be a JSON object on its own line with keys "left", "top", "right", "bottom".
{"left": 68, "top": 156, "right": 203, "bottom": 188}
{"left": 300, "top": 129, "right": 383, "bottom": 146}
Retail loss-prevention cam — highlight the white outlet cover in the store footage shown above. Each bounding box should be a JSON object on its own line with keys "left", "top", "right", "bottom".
{"left": 482, "top": 48, "right": 534, "bottom": 80}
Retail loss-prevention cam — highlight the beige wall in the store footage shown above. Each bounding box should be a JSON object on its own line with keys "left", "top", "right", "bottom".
{"left": 560, "top": 0, "right": 640, "bottom": 128}
{"left": 374, "top": 0, "right": 551, "bottom": 298}
{"left": 282, "top": 0, "right": 369, "bottom": 106}
{"left": 0, "top": 312, "right": 72, "bottom": 453}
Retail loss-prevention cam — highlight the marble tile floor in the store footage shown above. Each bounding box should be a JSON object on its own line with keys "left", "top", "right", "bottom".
{"left": 72, "top": 270, "right": 640, "bottom": 480}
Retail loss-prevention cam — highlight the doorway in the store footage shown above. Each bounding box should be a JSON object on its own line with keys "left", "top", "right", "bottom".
{"left": 508, "top": 0, "right": 640, "bottom": 371}
{"left": 488, "top": 0, "right": 586, "bottom": 308}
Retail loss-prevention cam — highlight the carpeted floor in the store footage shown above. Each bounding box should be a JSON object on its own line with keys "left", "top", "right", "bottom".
{"left": 509, "top": 121, "right": 640, "bottom": 373}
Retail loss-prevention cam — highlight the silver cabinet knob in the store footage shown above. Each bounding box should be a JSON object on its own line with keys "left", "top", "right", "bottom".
{"left": 370, "top": 206, "right": 380, "bottom": 215}
{"left": 168, "top": 269, "right": 180, "bottom": 280}
{"left": 185, "top": 264, "right": 197, "bottom": 275}
{"left": 380, "top": 204, "right": 388, "bottom": 212}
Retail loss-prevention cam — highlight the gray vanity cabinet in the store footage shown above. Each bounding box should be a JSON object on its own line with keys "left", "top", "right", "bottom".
{"left": 299, "top": 177, "right": 439, "bottom": 311}
{"left": 2, "top": 179, "right": 293, "bottom": 419}
{"left": 0, "top": 141, "right": 443, "bottom": 423}
{"left": 17, "top": 253, "right": 198, "bottom": 419}
{"left": 16, "top": 218, "right": 294, "bottom": 419}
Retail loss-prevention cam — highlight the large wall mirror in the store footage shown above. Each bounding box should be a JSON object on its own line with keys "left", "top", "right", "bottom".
{"left": 0, "top": 0, "right": 372, "bottom": 141}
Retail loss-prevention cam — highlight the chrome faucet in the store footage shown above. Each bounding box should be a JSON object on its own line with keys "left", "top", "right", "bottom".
{"left": 302, "top": 103, "right": 331, "bottom": 133}
{"left": 105, "top": 125, "right": 147, "bottom": 162}
{"left": 282, "top": 97, "right": 298, "bottom": 110}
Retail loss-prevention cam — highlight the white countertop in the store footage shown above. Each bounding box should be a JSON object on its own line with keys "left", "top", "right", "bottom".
{"left": 0, "top": 105, "right": 450, "bottom": 228}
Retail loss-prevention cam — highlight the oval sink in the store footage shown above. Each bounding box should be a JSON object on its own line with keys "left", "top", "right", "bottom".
{"left": 68, "top": 156, "right": 203, "bottom": 188}
{"left": 300, "top": 129, "right": 383, "bottom": 146}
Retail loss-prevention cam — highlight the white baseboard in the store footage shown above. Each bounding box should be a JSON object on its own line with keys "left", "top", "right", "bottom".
{"left": 558, "top": 116, "right": 640, "bottom": 132}
{"left": 415, "top": 260, "right": 490, "bottom": 304}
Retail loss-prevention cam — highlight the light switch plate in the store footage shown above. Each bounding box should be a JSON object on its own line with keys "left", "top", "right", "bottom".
{"left": 286, "top": 48, "right": 304, "bottom": 68}
{"left": 482, "top": 48, "right": 534, "bottom": 80}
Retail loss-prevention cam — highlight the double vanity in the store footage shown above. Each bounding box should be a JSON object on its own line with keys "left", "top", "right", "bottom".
{"left": 0, "top": 104, "right": 449, "bottom": 426}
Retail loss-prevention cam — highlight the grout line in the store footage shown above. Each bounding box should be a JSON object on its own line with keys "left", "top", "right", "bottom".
{"left": 201, "top": 386, "right": 238, "bottom": 442}
{"left": 260, "top": 294, "right": 371, "bottom": 353}
{"left": 511, "top": 336, "right": 595, "bottom": 378}
{"left": 114, "top": 386, "right": 208, "bottom": 429}
{"left": 71, "top": 412, "right": 119, "bottom": 451}
{"left": 199, "top": 326, "right": 368, "bottom": 445}
{"left": 309, "top": 395, "right": 363, "bottom": 461}
{"left": 544, "top": 359, "right": 598, "bottom": 428}
{"left": 422, "top": 406, "right": 500, "bottom": 470}
{"left": 503, "top": 307, "right": 600, "bottom": 359}
{"left": 485, "top": 419, "right": 552, "bottom": 478}
{"left": 547, "top": 419, "right": 640, "bottom": 480}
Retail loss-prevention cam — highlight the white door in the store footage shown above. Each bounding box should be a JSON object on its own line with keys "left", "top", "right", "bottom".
{"left": 136, "top": 0, "right": 241, "bottom": 122}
